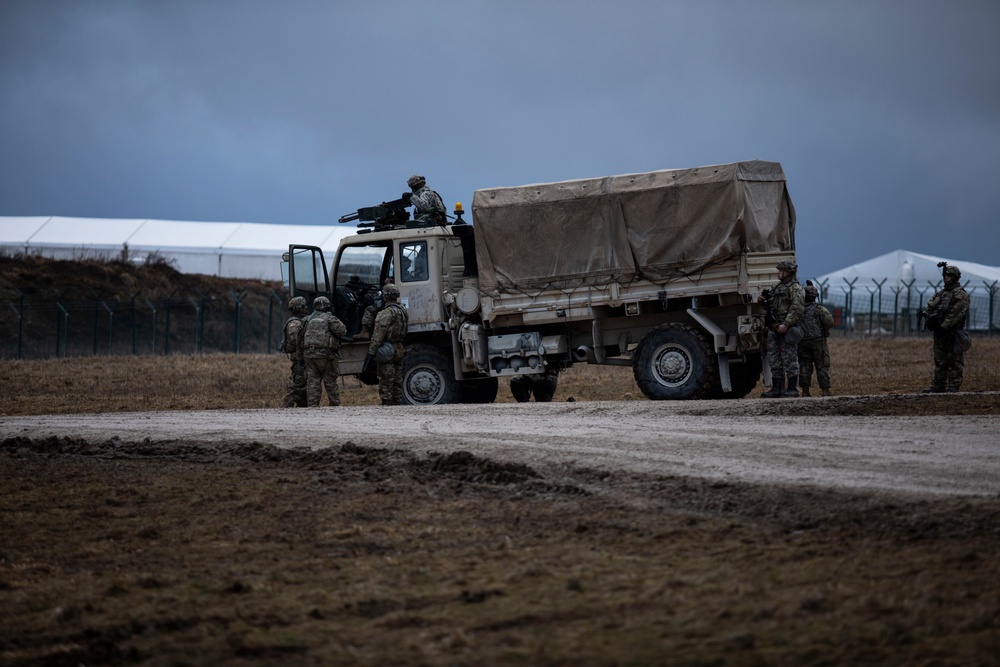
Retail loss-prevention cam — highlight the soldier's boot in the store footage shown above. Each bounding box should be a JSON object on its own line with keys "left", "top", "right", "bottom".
{"left": 922, "top": 385, "right": 945, "bottom": 393}
{"left": 946, "top": 384, "right": 962, "bottom": 393}
{"left": 782, "top": 376, "right": 800, "bottom": 398}
{"left": 820, "top": 387, "right": 833, "bottom": 397}
{"left": 800, "top": 385, "right": 811, "bottom": 397}
{"left": 761, "top": 378, "right": 784, "bottom": 398}
{"left": 352, "top": 328, "right": 371, "bottom": 340}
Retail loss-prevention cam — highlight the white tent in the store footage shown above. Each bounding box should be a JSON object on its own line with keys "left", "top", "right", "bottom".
{"left": 814, "top": 249, "right": 1000, "bottom": 331}
{"left": 0, "top": 216, "right": 355, "bottom": 280}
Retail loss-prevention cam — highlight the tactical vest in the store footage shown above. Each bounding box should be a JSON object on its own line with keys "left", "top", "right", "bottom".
{"left": 800, "top": 303, "right": 828, "bottom": 339}
{"left": 384, "top": 303, "right": 409, "bottom": 342}
{"left": 770, "top": 280, "right": 804, "bottom": 324}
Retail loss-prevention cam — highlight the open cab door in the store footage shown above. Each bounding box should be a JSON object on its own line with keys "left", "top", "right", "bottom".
{"left": 282, "top": 245, "right": 331, "bottom": 306}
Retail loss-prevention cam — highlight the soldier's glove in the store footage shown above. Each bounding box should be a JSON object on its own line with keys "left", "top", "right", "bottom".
{"left": 362, "top": 353, "right": 374, "bottom": 374}
{"left": 401, "top": 192, "right": 412, "bottom": 203}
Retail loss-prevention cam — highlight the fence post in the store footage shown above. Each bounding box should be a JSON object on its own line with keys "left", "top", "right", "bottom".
{"left": 900, "top": 279, "right": 915, "bottom": 335}
{"left": 7, "top": 289, "right": 25, "bottom": 359}
{"left": 842, "top": 278, "right": 858, "bottom": 335}
{"left": 163, "top": 289, "right": 178, "bottom": 355}
{"left": 101, "top": 301, "right": 116, "bottom": 355}
{"left": 55, "top": 301, "right": 69, "bottom": 358}
{"left": 230, "top": 289, "right": 247, "bottom": 354}
{"left": 269, "top": 292, "right": 284, "bottom": 354}
{"left": 890, "top": 285, "right": 903, "bottom": 337}
{"left": 816, "top": 279, "right": 829, "bottom": 303}
{"left": 90, "top": 289, "right": 105, "bottom": 356}
{"left": 188, "top": 293, "right": 204, "bottom": 354}
{"left": 915, "top": 286, "right": 932, "bottom": 337}
{"left": 871, "top": 278, "right": 887, "bottom": 338}
{"left": 987, "top": 281, "right": 998, "bottom": 337}
{"left": 964, "top": 284, "right": 976, "bottom": 330}
{"left": 144, "top": 298, "right": 158, "bottom": 355}
{"left": 126, "top": 289, "right": 142, "bottom": 355}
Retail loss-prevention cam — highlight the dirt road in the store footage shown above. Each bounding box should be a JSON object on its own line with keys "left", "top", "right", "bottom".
{"left": 4, "top": 393, "right": 998, "bottom": 497}
{"left": 4, "top": 393, "right": 1000, "bottom": 666}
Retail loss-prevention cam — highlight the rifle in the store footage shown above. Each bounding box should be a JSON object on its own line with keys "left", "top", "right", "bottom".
{"left": 338, "top": 195, "right": 411, "bottom": 230}
{"left": 760, "top": 289, "right": 777, "bottom": 329}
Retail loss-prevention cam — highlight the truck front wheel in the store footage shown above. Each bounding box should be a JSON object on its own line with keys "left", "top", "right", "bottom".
{"left": 402, "top": 345, "right": 460, "bottom": 405}
{"left": 633, "top": 324, "right": 715, "bottom": 400}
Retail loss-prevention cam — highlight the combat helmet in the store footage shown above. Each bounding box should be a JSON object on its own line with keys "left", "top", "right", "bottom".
{"left": 407, "top": 174, "right": 426, "bottom": 190}
{"left": 312, "top": 295, "right": 331, "bottom": 311}
{"left": 382, "top": 284, "right": 400, "bottom": 300}
{"left": 942, "top": 264, "right": 961, "bottom": 280}
{"left": 288, "top": 296, "right": 308, "bottom": 314}
{"left": 804, "top": 284, "right": 819, "bottom": 301}
{"left": 776, "top": 260, "right": 798, "bottom": 273}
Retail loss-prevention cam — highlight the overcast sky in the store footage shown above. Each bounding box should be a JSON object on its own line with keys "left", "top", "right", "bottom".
{"left": 1, "top": 0, "right": 998, "bottom": 278}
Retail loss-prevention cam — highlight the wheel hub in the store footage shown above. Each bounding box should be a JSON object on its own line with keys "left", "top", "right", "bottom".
{"left": 655, "top": 346, "right": 691, "bottom": 386}
{"left": 407, "top": 367, "right": 442, "bottom": 403}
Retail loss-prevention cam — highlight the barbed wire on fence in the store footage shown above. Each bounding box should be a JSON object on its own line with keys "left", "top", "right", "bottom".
{"left": 817, "top": 277, "right": 998, "bottom": 338}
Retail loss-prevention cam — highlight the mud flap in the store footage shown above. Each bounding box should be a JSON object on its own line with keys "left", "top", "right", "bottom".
{"left": 717, "top": 354, "right": 732, "bottom": 394}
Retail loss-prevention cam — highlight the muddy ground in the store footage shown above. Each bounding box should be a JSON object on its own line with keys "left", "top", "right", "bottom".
{"left": 2, "top": 395, "right": 1000, "bottom": 666}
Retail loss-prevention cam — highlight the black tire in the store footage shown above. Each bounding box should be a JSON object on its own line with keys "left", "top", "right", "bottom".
{"left": 457, "top": 377, "right": 499, "bottom": 404}
{"left": 708, "top": 354, "right": 762, "bottom": 399}
{"left": 632, "top": 323, "right": 715, "bottom": 400}
{"left": 402, "top": 344, "right": 460, "bottom": 405}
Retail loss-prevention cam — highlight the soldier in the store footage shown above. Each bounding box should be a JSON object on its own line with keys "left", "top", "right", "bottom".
{"left": 301, "top": 296, "right": 348, "bottom": 407}
{"left": 280, "top": 296, "right": 308, "bottom": 407}
{"left": 797, "top": 281, "right": 834, "bottom": 397}
{"left": 404, "top": 174, "right": 446, "bottom": 225}
{"left": 365, "top": 284, "right": 409, "bottom": 405}
{"left": 510, "top": 369, "right": 560, "bottom": 402}
{"left": 922, "top": 264, "right": 970, "bottom": 393}
{"left": 759, "top": 260, "right": 805, "bottom": 398}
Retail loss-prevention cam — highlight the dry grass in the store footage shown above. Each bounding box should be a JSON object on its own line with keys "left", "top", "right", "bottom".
{"left": 2, "top": 337, "right": 998, "bottom": 415}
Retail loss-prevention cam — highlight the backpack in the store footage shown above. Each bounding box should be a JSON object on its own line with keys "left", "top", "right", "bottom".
{"left": 302, "top": 312, "right": 335, "bottom": 351}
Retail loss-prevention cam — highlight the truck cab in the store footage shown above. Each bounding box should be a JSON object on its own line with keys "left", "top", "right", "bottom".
{"left": 281, "top": 213, "right": 493, "bottom": 405}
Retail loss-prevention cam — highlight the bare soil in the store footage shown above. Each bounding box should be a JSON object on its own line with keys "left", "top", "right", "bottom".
{"left": 3, "top": 394, "right": 1000, "bottom": 666}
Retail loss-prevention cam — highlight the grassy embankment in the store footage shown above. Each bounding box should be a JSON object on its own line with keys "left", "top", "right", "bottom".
{"left": 3, "top": 337, "right": 998, "bottom": 415}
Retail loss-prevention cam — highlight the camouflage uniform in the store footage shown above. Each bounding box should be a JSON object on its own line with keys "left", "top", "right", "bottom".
{"left": 301, "top": 297, "right": 348, "bottom": 407}
{"left": 797, "top": 288, "right": 834, "bottom": 396}
{"left": 510, "top": 369, "right": 559, "bottom": 402}
{"left": 368, "top": 286, "right": 408, "bottom": 405}
{"left": 407, "top": 174, "right": 446, "bottom": 224}
{"left": 280, "top": 296, "right": 308, "bottom": 408}
{"left": 923, "top": 267, "right": 970, "bottom": 392}
{"left": 762, "top": 260, "right": 805, "bottom": 397}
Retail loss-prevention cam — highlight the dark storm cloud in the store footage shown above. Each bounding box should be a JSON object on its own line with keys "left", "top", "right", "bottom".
{"left": 1, "top": 0, "right": 998, "bottom": 276}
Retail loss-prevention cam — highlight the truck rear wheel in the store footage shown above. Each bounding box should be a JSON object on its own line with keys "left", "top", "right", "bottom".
{"left": 402, "top": 345, "right": 460, "bottom": 405}
{"left": 633, "top": 323, "right": 715, "bottom": 400}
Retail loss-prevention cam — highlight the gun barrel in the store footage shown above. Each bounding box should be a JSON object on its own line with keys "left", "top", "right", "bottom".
{"left": 338, "top": 211, "right": 360, "bottom": 223}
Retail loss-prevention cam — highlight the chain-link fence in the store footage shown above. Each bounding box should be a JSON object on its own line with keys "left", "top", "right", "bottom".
{"left": 3, "top": 286, "right": 288, "bottom": 359}
{"left": 815, "top": 278, "right": 999, "bottom": 337}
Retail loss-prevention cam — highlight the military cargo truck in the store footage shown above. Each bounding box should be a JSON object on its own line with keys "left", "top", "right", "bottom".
{"left": 282, "top": 160, "right": 796, "bottom": 404}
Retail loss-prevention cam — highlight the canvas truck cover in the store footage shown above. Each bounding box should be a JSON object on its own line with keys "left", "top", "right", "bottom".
{"left": 471, "top": 160, "right": 795, "bottom": 297}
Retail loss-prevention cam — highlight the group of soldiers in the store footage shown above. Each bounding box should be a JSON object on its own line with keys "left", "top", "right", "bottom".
{"left": 760, "top": 259, "right": 970, "bottom": 397}
{"left": 280, "top": 285, "right": 408, "bottom": 407}
{"left": 278, "top": 174, "right": 440, "bottom": 408}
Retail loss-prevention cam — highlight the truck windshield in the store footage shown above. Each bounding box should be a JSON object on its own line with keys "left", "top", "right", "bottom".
{"left": 335, "top": 243, "right": 389, "bottom": 289}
